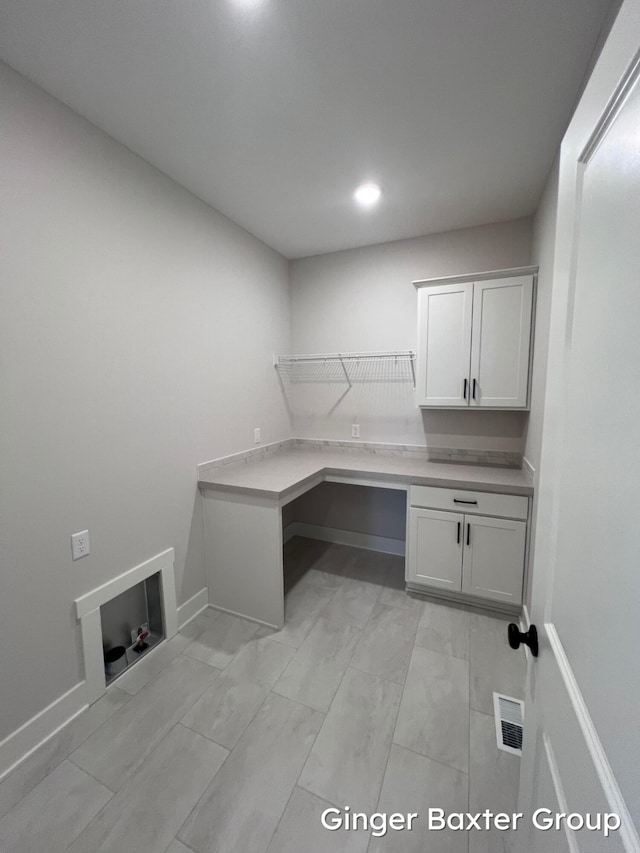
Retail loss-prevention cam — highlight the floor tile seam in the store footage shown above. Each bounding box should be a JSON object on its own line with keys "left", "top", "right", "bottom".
{"left": 348, "top": 605, "right": 417, "bottom": 684}
{"left": 339, "top": 581, "right": 383, "bottom": 637}
{"left": 316, "top": 582, "right": 383, "bottom": 633}
{"left": 162, "top": 660, "right": 228, "bottom": 730}
{"left": 260, "top": 782, "right": 298, "bottom": 852}
{"left": 166, "top": 836, "right": 198, "bottom": 853}
{"left": 397, "top": 737, "right": 472, "bottom": 779}
{"left": 256, "top": 632, "right": 300, "bottom": 649}
{"left": 65, "top": 755, "right": 119, "bottom": 795}
{"left": 174, "top": 716, "right": 241, "bottom": 851}
{"left": 114, "top": 638, "right": 200, "bottom": 695}
{"left": 75, "top": 691, "right": 136, "bottom": 753}
{"left": 193, "top": 628, "right": 296, "bottom": 691}
{"left": 275, "top": 582, "right": 342, "bottom": 651}
{"left": 364, "top": 661, "right": 405, "bottom": 830}
{"left": 56, "top": 760, "right": 119, "bottom": 852}
{"left": 347, "top": 660, "right": 407, "bottom": 689}
{"left": 258, "top": 696, "right": 334, "bottom": 851}
{"left": 390, "top": 735, "right": 472, "bottom": 779}
{"left": 267, "top": 687, "right": 330, "bottom": 718}
{"left": 373, "top": 598, "right": 424, "bottom": 638}
{"left": 118, "top": 643, "right": 221, "bottom": 703}
{"left": 114, "top": 628, "right": 200, "bottom": 693}
{"left": 391, "top": 648, "right": 471, "bottom": 778}
{"left": 179, "top": 649, "right": 227, "bottom": 673}
{"left": 69, "top": 666, "right": 220, "bottom": 794}
{"left": 297, "top": 613, "right": 367, "bottom": 707}
{"left": 469, "top": 696, "right": 494, "bottom": 715}
{"left": 175, "top": 718, "right": 237, "bottom": 756}
{"left": 1, "top": 759, "right": 115, "bottom": 852}
{"left": 0, "top": 757, "right": 68, "bottom": 824}
{"left": 0, "top": 697, "right": 132, "bottom": 817}
{"left": 289, "top": 660, "right": 361, "bottom": 808}
{"left": 412, "top": 636, "right": 471, "bottom": 662}
{"left": 282, "top": 608, "right": 363, "bottom": 657}
{"left": 291, "top": 588, "right": 341, "bottom": 648}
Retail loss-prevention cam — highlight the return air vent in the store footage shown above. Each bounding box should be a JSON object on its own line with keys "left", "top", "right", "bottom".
{"left": 493, "top": 693, "right": 524, "bottom": 756}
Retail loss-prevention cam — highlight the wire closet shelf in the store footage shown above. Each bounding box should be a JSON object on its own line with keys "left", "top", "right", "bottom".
{"left": 274, "top": 350, "right": 416, "bottom": 388}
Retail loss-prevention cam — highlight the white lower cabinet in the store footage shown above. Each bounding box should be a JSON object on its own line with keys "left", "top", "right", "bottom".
{"left": 407, "top": 508, "right": 464, "bottom": 591}
{"left": 461, "top": 515, "right": 526, "bottom": 604}
{"left": 407, "top": 488, "right": 527, "bottom": 606}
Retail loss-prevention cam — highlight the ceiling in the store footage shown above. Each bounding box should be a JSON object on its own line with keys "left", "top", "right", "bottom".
{"left": 0, "top": 0, "right": 613, "bottom": 258}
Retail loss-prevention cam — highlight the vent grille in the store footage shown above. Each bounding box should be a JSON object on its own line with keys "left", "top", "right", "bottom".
{"left": 493, "top": 693, "right": 524, "bottom": 756}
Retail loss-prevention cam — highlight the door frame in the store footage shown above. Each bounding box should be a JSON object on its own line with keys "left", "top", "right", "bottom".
{"left": 516, "top": 3, "right": 640, "bottom": 849}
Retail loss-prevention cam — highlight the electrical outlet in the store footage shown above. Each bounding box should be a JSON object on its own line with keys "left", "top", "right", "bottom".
{"left": 351, "top": 424, "right": 360, "bottom": 438}
{"left": 254, "top": 427, "right": 261, "bottom": 444}
{"left": 71, "top": 530, "right": 90, "bottom": 561}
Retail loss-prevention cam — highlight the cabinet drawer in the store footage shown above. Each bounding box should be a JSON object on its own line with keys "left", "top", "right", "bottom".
{"left": 409, "top": 485, "right": 528, "bottom": 520}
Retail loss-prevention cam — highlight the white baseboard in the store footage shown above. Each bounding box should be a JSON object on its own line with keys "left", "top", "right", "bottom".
{"left": 177, "top": 587, "right": 209, "bottom": 628}
{"left": 0, "top": 681, "right": 87, "bottom": 783}
{"left": 284, "top": 522, "right": 405, "bottom": 556}
{"left": 282, "top": 522, "right": 298, "bottom": 545}
{"left": 206, "top": 603, "right": 279, "bottom": 631}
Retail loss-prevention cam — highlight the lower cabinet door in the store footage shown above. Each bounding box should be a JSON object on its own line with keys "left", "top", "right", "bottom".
{"left": 461, "top": 515, "right": 526, "bottom": 604}
{"left": 407, "top": 507, "right": 464, "bottom": 591}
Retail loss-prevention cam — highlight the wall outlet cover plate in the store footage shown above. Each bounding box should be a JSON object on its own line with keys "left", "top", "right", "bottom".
{"left": 71, "top": 530, "right": 90, "bottom": 560}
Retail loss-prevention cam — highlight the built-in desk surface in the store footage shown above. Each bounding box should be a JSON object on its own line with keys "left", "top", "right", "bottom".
{"left": 197, "top": 446, "right": 533, "bottom": 501}
{"left": 197, "top": 444, "right": 533, "bottom": 629}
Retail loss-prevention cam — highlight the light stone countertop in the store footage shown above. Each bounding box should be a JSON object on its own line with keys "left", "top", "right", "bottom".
{"left": 197, "top": 447, "right": 534, "bottom": 502}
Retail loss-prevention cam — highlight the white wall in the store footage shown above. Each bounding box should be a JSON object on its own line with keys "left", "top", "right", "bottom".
{"left": 0, "top": 62, "right": 290, "bottom": 744}
{"left": 289, "top": 219, "right": 532, "bottom": 450}
{"left": 525, "top": 159, "right": 559, "bottom": 476}
{"left": 522, "top": 156, "right": 559, "bottom": 607}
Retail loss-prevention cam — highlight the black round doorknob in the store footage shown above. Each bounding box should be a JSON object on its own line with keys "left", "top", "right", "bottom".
{"left": 508, "top": 623, "right": 539, "bottom": 657}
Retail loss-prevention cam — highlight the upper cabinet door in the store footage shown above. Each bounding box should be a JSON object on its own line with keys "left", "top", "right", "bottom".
{"left": 469, "top": 275, "right": 533, "bottom": 408}
{"left": 416, "top": 282, "right": 473, "bottom": 407}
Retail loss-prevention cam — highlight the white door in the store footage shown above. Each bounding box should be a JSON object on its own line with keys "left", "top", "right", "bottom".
{"left": 469, "top": 276, "right": 533, "bottom": 408}
{"left": 461, "top": 515, "right": 525, "bottom": 604}
{"left": 407, "top": 507, "right": 463, "bottom": 590}
{"left": 416, "top": 282, "right": 473, "bottom": 406}
{"left": 514, "top": 6, "right": 640, "bottom": 852}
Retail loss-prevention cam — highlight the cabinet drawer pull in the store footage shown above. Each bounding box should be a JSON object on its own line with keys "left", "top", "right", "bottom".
{"left": 466, "top": 523, "right": 471, "bottom": 546}
{"left": 463, "top": 378, "right": 468, "bottom": 401}
{"left": 453, "top": 498, "right": 478, "bottom": 505}
{"left": 457, "top": 521, "right": 461, "bottom": 544}
{"left": 472, "top": 378, "right": 477, "bottom": 400}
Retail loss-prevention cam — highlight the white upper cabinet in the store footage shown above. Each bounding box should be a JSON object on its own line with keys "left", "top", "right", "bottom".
{"left": 414, "top": 268, "right": 536, "bottom": 409}
{"left": 416, "top": 283, "right": 473, "bottom": 407}
{"left": 469, "top": 276, "right": 533, "bottom": 408}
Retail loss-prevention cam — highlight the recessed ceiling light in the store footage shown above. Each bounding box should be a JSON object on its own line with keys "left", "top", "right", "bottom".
{"left": 354, "top": 182, "right": 381, "bottom": 208}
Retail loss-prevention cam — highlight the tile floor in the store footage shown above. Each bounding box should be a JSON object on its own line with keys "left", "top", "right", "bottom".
{"left": 0, "top": 537, "right": 526, "bottom": 853}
